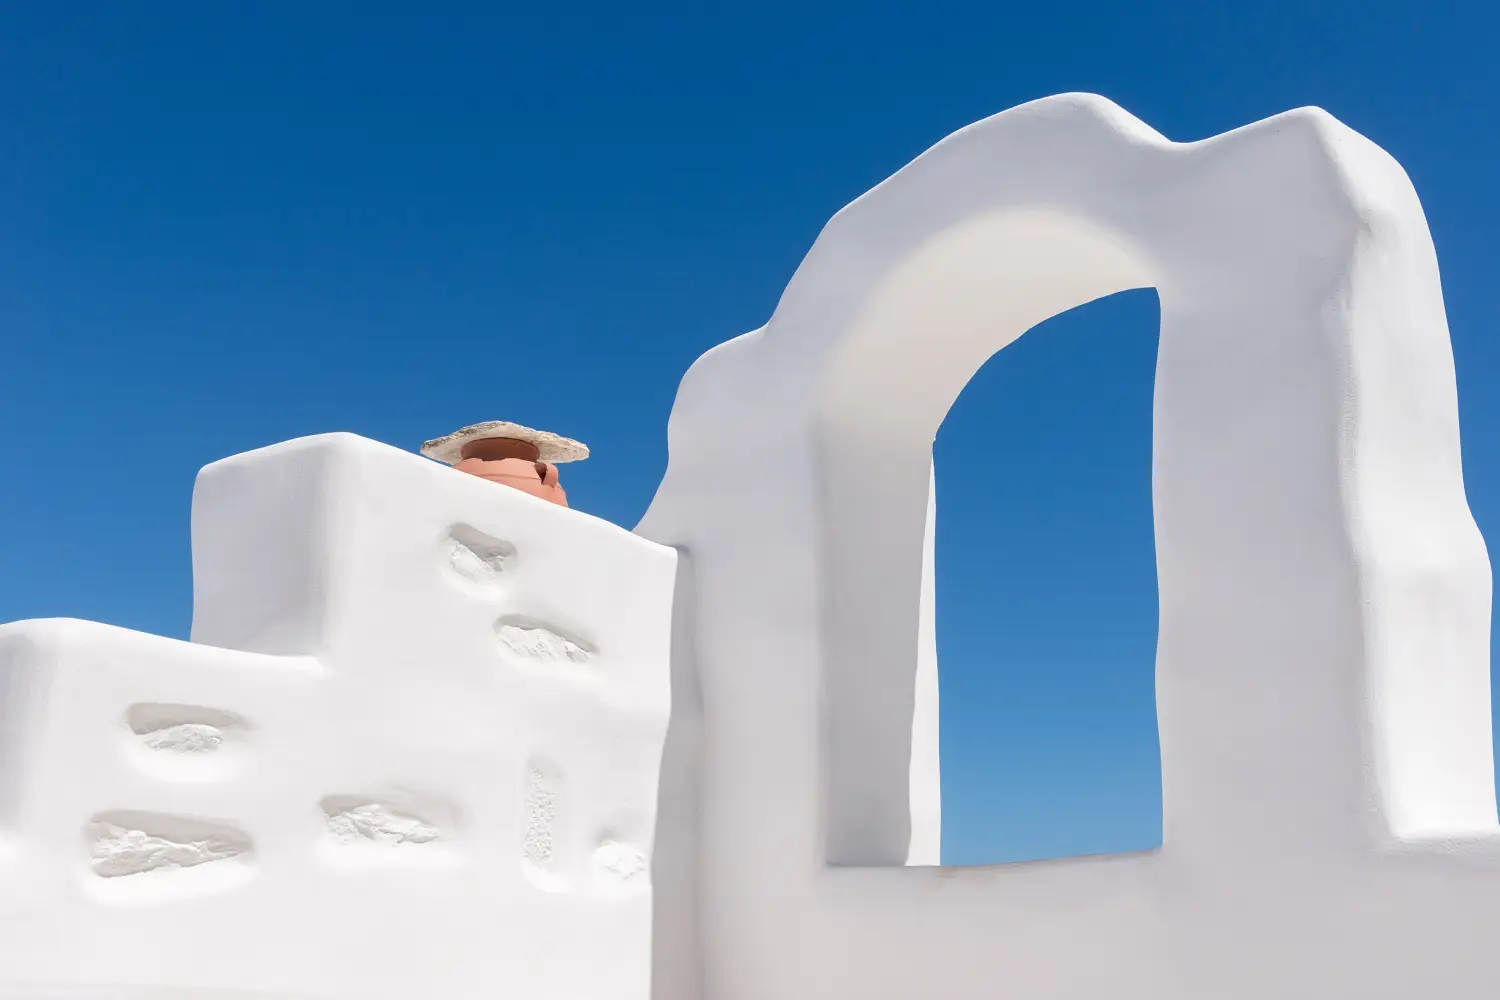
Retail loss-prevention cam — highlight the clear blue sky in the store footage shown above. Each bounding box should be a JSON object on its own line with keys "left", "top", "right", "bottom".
{"left": 1, "top": 3, "right": 1495, "bottom": 866}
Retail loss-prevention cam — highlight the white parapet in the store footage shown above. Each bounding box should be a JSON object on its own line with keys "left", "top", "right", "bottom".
{"left": 0, "top": 433, "right": 677, "bottom": 1000}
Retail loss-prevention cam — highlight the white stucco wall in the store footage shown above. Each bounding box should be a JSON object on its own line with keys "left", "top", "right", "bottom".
{"left": 636, "top": 93, "right": 1500, "bottom": 999}
{"left": 0, "top": 92, "right": 1495, "bottom": 1000}
{"left": 0, "top": 433, "right": 676, "bottom": 1000}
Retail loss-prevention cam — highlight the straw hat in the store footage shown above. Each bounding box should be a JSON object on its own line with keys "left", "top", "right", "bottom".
{"left": 421, "top": 421, "right": 590, "bottom": 465}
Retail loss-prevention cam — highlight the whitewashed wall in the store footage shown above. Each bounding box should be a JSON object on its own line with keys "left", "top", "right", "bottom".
{"left": 0, "top": 433, "right": 676, "bottom": 1000}
{"left": 637, "top": 93, "right": 1500, "bottom": 999}
{"left": 1, "top": 92, "right": 1496, "bottom": 1000}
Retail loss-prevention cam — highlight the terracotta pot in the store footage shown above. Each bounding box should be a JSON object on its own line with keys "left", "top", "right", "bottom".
{"left": 453, "top": 451, "right": 568, "bottom": 507}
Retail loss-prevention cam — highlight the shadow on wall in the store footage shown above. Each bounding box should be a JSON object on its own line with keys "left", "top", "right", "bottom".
{"left": 933, "top": 289, "right": 1163, "bottom": 866}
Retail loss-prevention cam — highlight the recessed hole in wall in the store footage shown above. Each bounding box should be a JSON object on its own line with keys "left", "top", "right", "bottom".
{"left": 86, "top": 810, "right": 251, "bottom": 877}
{"left": 445, "top": 524, "right": 516, "bottom": 585}
{"left": 496, "top": 616, "right": 595, "bottom": 663}
{"left": 320, "top": 795, "right": 446, "bottom": 846}
{"left": 126, "top": 704, "right": 247, "bottom": 754}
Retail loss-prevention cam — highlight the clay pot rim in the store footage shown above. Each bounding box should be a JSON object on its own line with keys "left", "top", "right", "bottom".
{"left": 421, "top": 421, "right": 590, "bottom": 465}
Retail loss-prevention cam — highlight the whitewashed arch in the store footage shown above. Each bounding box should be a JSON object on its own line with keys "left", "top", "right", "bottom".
{"left": 637, "top": 94, "right": 1499, "bottom": 999}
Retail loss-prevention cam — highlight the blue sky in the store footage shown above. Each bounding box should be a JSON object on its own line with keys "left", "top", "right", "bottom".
{"left": 0, "top": 2, "right": 1495, "bottom": 866}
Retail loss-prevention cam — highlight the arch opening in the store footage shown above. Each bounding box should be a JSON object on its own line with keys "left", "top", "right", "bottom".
{"left": 933, "top": 289, "right": 1163, "bottom": 865}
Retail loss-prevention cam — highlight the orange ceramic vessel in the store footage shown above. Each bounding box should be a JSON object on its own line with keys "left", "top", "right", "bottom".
{"left": 453, "top": 437, "right": 569, "bottom": 507}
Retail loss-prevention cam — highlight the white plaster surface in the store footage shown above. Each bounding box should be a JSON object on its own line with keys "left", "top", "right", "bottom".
{"left": 636, "top": 93, "right": 1500, "bottom": 998}
{"left": 1, "top": 92, "right": 1495, "bottom": 1000}
{"left": 0, "top": 433, "right": 675, "bottom": 1000}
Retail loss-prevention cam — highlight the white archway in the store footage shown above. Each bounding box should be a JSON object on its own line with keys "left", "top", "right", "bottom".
{"left": 638, "top": 94, "right": 1497, "bottom": 999}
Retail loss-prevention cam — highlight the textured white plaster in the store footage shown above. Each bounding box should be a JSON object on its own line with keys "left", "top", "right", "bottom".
{"left": 323, "top": 801, "right": 441, "bottom": 846}
{"left": 128, "top": 706, "right": 247, "bottom": 764}
{"left": 139, "top": 723, "right": 225, "bottom": 754}
{"left": 88, "top": 816, "right": 249, "bottom": 877}
{"left": 593, "top": 840, "right": 647, "bottom": 883}
{"left": 497, "top": 620, "right": 593, "bottom": 663}
{"left": 522, "top": 765, "right": 561, "bottom": 869}
{"left": 445, "top": 525, "right": 515, "bottom": 584}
